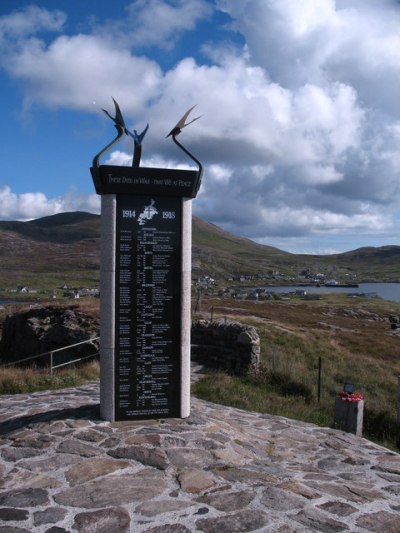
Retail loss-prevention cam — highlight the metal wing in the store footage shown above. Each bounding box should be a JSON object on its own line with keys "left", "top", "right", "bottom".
{"left": 102, "top": 97, "right": 126, "bottom": 130}
{"left": 167, "top": 105, "right": 201, "bottom": 137}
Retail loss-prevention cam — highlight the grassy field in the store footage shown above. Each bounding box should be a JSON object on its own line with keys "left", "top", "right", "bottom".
{"left": 192, "top": 293, "right": 400, "bottom": 451}
{"left": 0, "top": 361, "right": 100, "bottom": 395}
{"left": 1, "top": 294, "right": 399, "bottom": 451}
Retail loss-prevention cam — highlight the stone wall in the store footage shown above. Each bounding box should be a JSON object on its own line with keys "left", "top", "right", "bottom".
{"left": 191, "top": 320, "right": 260, "bottom": 375}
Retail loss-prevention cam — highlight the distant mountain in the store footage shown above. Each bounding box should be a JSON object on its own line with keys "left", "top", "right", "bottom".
{"left": 304, "top": 245, "right": 400, "bottom": 281}
{"left": 0, "top": 212, "right": 101, "bottom": 290}
{"left": 0, "top": 212, "right": 99, "bottom": 244}
{"left": 191, "top": 217, "right": 297, "bottom": 278}
{"left": 0, "top": 212, "right": 399, "bottom": 292}
{"left": 335, "top": 245, "right": 400, "bottom": 265}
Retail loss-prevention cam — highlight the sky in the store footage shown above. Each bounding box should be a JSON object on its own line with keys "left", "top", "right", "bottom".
{"left": 1, "top": 0, "right": 400, "bottom": 255}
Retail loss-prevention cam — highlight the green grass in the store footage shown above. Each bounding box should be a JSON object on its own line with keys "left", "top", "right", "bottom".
{"left": 0, "top": 269, "right": 100, "bottom": 294}
{"left": 0, "top": 361, "right": 100, "bottom": 395}
{"left": 193, "top": 370, "right": 332, "bottom": 427}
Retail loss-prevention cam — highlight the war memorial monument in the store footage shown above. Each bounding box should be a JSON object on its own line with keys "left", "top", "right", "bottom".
{"left": 91, "top": 99, "right": 202, "bottom": 421}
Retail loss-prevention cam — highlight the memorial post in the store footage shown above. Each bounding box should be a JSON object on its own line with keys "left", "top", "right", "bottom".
{"left": 91, "top": 100, "right": 202, "bottom": 421}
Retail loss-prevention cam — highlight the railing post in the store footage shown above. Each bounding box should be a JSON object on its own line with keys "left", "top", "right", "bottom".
{"left": 397, "top": 376, "right": 400, "bottom": 425}
{"left": 50, "top": 351, "right": 53, "bottom": 376}
{"left": 317, "top": 356, "right": 322, "bottom": 403}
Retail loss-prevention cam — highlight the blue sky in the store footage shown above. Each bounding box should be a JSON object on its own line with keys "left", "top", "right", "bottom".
{"left": 1, "top": 0, "right": 400, "bottom": 254}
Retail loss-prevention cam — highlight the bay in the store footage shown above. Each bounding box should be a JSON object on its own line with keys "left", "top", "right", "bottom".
{"left": 260, "top": 283, "right": 400, "bottom": 303}
{"left": 0, "top": 299, "right": 30, "bottom": 306}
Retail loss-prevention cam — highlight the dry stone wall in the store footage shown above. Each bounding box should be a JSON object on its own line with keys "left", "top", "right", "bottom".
{"left": 191, "top": 320, "right": 260, "bottom": 375}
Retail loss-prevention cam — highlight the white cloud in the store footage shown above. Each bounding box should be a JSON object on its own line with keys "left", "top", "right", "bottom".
{"left": 0, "top": 186, "right": 99, "bottom": 221}
{"left": 122, "top": 0, "right": 213, "bottom": 49}
{"left": 104, "top": 150, "right": 198, "bottom": 171}
{"left": 105, "top": 150, "right": 133, "bottom": 167}
{"left": 0, "top": 5, "right": 65, "bottom": 41}
{"left": 2, "top": 33, "right": 162, "bottom": 114}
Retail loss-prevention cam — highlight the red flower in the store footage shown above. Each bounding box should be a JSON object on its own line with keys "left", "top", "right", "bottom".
{"left": 339, "top": 391, "right": 364, "bottom": 402}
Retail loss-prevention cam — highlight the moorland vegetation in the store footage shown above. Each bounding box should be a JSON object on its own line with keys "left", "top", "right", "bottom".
{"left": 1, "top": 293, "right": 399, "bottom": 452}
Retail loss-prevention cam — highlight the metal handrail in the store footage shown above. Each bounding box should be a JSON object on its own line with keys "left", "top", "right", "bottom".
{"left": 50, "top": 352, "right": 99, "bottom": 374}
{"left": 1, "top": 337, "right": 100, "bottom": 373}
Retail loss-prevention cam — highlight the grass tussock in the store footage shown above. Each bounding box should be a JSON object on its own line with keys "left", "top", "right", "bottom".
{"left": 0, "top": 360, "right": 99, "bottom": 395}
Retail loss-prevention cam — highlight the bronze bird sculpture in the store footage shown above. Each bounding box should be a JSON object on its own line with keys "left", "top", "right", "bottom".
{"left": 166, "top": 105, "right": 202, "bottom": 138}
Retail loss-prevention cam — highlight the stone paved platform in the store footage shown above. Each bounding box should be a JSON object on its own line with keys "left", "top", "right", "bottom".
{"left": 0, "top": 379, "right": 399, "bottom": 532}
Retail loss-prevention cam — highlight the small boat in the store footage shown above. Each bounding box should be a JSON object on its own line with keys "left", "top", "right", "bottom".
{"left": 325, "top": 282, "right": 359, "bottom": 288}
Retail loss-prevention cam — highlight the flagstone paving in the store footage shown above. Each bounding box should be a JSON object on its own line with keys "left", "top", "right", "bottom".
{"left": 0, "top": 379, "right": 399, "bottom": 532}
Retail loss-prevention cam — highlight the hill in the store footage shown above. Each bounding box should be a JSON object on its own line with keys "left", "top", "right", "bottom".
{"left": 0, "top": 212, "right": 399, "bottom": 293}
{"left": 192, "top": 217, "right": 297, "bottom": 279}
{"left": 192, "top": 219, "right": 400, "bottom": 282}
{"left": 0, "top": 212, "right": 99, "bottom": 243}
{"left": 298, "top": 246, "right": 400, "bottom": 283}
{"left": 0, "top": 212, "right": 100, "bottom": 291}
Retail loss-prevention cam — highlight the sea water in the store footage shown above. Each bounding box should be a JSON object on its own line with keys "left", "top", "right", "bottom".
{"left": 260, "top": 283, "right": 400, "bottom": 303}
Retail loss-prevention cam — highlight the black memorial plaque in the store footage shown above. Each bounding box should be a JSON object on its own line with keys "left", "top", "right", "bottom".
{"left": 91, "top": 165, "right": 200, "bottom": 197}
{"left": 115, "top": 195, "right": 182, "bottom": 420}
